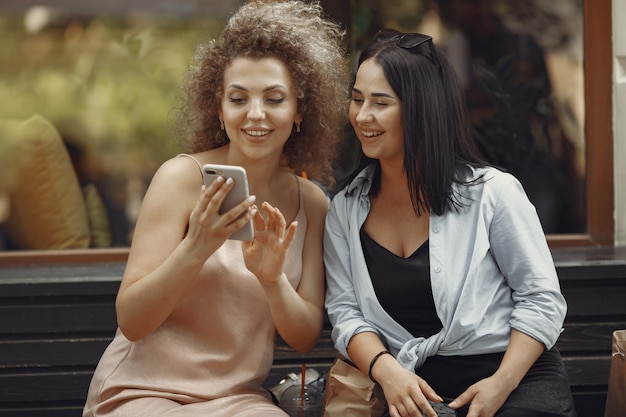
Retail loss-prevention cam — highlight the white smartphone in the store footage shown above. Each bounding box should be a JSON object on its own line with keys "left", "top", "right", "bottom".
{"left": 202, "top": 164, "right": 254, "bottom": 241}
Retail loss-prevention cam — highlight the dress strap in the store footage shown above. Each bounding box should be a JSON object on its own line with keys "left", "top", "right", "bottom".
{"left": 177, "top": 153, "right": 203, "bottom": 179}
{"left": 295, "top": 174, "right": 303, "bottom": 214}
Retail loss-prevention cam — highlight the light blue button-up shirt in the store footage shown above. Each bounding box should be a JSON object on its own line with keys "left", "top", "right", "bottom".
{"left": 324, "top": 164, "right": 566, "bottom": 371}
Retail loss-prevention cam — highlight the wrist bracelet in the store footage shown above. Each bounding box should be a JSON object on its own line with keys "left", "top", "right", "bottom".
{"left": 368, "top": 350, "right": 391, "bottom": 384}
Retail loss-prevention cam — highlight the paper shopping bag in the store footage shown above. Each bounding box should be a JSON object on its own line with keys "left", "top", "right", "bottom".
{"left": 605, "top": 330, "right": 626, "bottom": 417}
{"left": 323, "top": 356, "right": 387, "bottom": 417}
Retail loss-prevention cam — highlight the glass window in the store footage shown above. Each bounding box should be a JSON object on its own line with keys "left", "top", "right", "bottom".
{"left": 0, "top": 0, "right": 613, "bottom": 254}
{"left": 345, "top": 0, "right": 586, "bottom": 235}
{"left": 0, "top": 3, "right": 233, "bottom": 250}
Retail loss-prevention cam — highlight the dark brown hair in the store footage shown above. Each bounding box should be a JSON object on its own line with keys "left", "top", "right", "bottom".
{"left": 344, "top": 34, "right": 487, "bottom": 214}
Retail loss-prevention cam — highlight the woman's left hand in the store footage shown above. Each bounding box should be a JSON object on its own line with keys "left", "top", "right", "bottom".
{"left": 449, "top": 374, "right": 512, "bottom": 417}
{"left": 242, "top": 201, "right": 298, "bottom": 286}
{"left": 449, "top": 330, "right": 544, "bottom": 417}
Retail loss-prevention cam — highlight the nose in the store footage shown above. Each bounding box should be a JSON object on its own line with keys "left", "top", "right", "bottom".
{"left": 247, "top": 99, "right": 265, "bottom": 121}
{"left": 354, "top": 105, "right": 374, "bottom": 124}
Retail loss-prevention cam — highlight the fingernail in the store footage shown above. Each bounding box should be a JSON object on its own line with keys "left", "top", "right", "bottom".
{"left": 248, "top": 195, "right": 256, "bottom": 203}
{"left": 216, "top": 176, "right": 225, "bottom": 183}
{"left": 225, "top": 177, "right": 233, "bottom": 185}
{"left": 250, "top": 208, "right": 257, "bottom": 217}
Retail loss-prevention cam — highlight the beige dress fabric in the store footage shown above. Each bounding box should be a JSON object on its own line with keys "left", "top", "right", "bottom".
{"left": 83, "top": 160, "right": 306, "bottom": 417}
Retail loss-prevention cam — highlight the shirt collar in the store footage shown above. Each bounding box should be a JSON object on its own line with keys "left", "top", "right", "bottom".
{"left": 346, "top": 164, "right": 376, "bottom": 196}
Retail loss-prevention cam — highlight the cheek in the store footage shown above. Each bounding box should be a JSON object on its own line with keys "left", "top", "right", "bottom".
{"left": 220, "top": 105, "right": 240, "bottom": 123}
{"left": 279, "top": 108, "right": 298, "bottom": 122}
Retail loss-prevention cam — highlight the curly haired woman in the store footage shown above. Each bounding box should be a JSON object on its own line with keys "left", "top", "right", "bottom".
{"left": 83, "top": 1, "right": 349, "bottom": 416}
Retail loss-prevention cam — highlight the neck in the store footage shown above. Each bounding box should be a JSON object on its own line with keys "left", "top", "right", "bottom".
{"left": 376, "top": 159, "right": 425, "bottom": 212}
{"left": 221, "top": 144, "right": 285, "bottom": 193}
{"left": 378, "top": 160, "right": 409, "bottom": 194}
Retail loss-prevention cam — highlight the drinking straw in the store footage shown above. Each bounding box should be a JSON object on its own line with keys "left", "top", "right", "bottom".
{"left": 301, "top": 363, "right": 306, "bottom": 407}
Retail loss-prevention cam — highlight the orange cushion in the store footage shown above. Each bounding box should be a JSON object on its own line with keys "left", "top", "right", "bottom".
{"left": 1, "top": 115, "right": 90, "bottom": 249}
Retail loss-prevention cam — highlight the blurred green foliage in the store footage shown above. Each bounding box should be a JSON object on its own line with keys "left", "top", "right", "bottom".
{"left": 0, "top": 13, "right": 224, "bottom": 178}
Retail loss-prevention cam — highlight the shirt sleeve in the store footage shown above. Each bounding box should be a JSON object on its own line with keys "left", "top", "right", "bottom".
{"left": 488, "top": 173, "right": 567, "bottom": 349}
{"left": 323, "top": 193, "right": 380, "bottom": 358}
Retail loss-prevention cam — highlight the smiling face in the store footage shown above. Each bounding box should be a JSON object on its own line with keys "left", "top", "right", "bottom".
{"left": 219, "top": 57, "right": 302, "bottom": 162}
{"left": 349, "top": 59, "right": 404, "bottom": 164}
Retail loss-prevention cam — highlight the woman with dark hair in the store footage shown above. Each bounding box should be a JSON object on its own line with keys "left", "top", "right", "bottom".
{"left": 83, "top": 1, "right": 349, "bottom": 416}
{"left": 324, "top": 29, "right": 576, "bottom": 417}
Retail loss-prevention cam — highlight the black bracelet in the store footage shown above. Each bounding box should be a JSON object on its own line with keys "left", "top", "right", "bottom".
{"left": 368, "top": 350, "right": 391, "bottom": 384}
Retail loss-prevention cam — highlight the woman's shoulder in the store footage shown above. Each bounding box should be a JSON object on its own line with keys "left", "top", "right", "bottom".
{"left": 462, "top": 166, "right": 535, "bottom": 218}
{"left": 130, "top": 155, "right": 203, "bottom": 239}
{"left": 151, "top": 154, "right": 204, "bottom": 188}
{"left": 298, "top": 177, "right": 329, "bottom": 219}
{"left": 450, "top": 165, "right": 523, "bottom": 209}
{"left": 462, "top": 165, "right": 519, "bottom": 188}
{"left": 154, "top": 148, "right": 230, "bottom": 184}
{"left": 138, "top": 155, "right": 210, "bottom": 215}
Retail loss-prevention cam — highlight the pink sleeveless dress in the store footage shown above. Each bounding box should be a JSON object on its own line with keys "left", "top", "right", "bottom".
{"left": 83, "top": 158, "right": 306, "bottom": 417}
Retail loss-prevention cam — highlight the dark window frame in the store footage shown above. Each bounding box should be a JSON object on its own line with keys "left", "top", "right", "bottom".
{"left": 549, "top": 0, "right": 613, "bottom": 248}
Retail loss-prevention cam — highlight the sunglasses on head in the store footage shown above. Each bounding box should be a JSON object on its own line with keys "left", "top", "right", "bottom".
{"left": 373, "top": 28, "right": 441, "bottom": 71}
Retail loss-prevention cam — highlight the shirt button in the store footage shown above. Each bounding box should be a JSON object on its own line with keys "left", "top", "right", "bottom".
{"left": 434, "top": 266, "right": 441, "bottom": 273}
{"left": 432, "top": 225, "right": 441, "bottom": 233}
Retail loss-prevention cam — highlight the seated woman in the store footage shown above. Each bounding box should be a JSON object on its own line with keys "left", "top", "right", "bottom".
{"left": 324, "top": 28, "right": 577, "bottom": 417}
{"left": 82, "top": 1, "right": 349, "bottom": 416}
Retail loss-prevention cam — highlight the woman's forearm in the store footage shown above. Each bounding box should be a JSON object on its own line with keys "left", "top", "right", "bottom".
{"left": 492, "top": 329, "right": 545, "bottom": 392}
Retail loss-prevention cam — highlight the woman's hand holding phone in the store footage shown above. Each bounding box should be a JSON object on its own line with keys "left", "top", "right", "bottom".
{"left": 184, "top": 172, "right": 256, "bottom": 262}
{"left": 201, "top": 164, "right": 255, "bottom": 241}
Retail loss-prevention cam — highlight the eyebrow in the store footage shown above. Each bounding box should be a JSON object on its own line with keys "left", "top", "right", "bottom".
{"left": 227, "top": 83, "right": 288, "bottom": 92}
{"left": 352, "top": 87, "right": 395, "bottom": 99}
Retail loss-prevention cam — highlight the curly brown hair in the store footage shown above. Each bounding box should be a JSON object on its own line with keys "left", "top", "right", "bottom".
{"left": 174, "top": 0, "right": 350, "bottom": 186}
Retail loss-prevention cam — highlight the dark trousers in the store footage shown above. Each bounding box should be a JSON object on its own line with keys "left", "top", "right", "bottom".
{"left": 383, "top": 349, "right": 577, "bottom": 417}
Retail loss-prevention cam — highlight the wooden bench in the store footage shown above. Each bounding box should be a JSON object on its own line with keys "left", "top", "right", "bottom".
{"left": 1, "top": 247, "right": 625, "bottom": 416}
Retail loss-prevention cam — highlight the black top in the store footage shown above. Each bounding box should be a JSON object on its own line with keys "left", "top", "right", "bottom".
{"left": 360, "top": 226, "right": 442, "bottom": 338}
